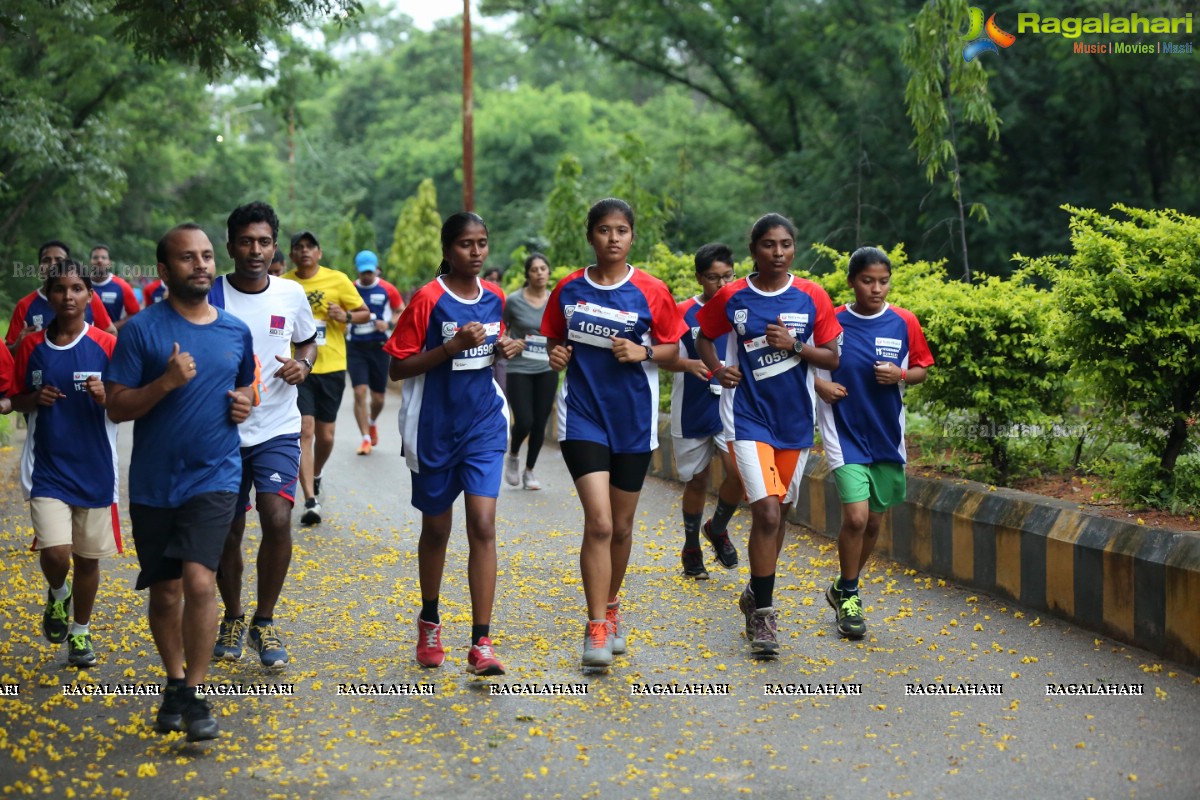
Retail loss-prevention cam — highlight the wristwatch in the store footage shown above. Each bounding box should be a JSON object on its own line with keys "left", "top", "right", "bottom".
{"left": 299, "top": 357, "right": 314, "bottom": 371}
{"left": 644, "top": 345, "right": 654, "bottom": 362}
{"left": 792, "top": 339, "right": 804, "bottom": 355}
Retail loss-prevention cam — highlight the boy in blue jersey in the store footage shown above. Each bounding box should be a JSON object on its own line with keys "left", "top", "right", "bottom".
{"left": 814, "top": 247, "right": 933, "bottom": 638}
{"left": 664, "top": 243, "right": 743, "bottom": 578}
{"left": 106, "top": 223, "right": 257, "bottom": 742}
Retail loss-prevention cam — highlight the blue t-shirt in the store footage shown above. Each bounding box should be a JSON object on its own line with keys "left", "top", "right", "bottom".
{"left": 671, "top": 296, "right": 727, "bottom": 440}
{"left": 107, "top": 302, "right": 256, "bottom": 507}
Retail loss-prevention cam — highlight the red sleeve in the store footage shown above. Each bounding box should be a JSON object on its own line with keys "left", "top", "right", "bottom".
{"left": 383, "top": 282, "right": 440, "bottom": 360}
{"left": 895, "top": 306, "right": 935, "bottom": 368}
{"left": 5, "top": 294, "right": 35, "bottom": 346}
{"left": 697, "top": 282, "right": 737, "bottom": 340}
{"left": 89, "top": 294, "right": 113, "bottom": 329}
{"left": 117, "top": 277, "right": 140, "bottom": 316}
{"left": 639, "top": 275, "right": 686, "bottom": 344}
{"left": 87, "top": 326, "right": 118, "bottom": 358}
{"left": 800, "top": 279, "right": 842, "bottom": 347}
{"left": 0, "top": 344, "right": 13, "bottom": 396}
{"left": 11, "top": 332, "right": 44, "bottom": 395}
{"left": 143, "top": 280, "right": 160, "bottom": 309}
{"left": 383, "top": 280, "right": 403, "bottom": 312}
{"left": 541, "top": 270, "right": 584, "bottom": 340}
{"left": 481, "top": 281, "right": 506, "bottom": 337}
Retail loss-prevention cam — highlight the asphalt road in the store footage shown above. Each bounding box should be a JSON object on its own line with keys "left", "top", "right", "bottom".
{"left": 0, "top": 390, "right": 1197, "bottom": 800}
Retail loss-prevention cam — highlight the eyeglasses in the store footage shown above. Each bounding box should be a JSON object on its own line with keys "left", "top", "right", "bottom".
{"left": 700, "top": 273, "right": 734, "bottom": 284}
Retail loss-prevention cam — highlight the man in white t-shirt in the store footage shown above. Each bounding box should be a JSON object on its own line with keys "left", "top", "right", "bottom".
{"left": 209, "top": 202, "right": 317, "bottom": 670}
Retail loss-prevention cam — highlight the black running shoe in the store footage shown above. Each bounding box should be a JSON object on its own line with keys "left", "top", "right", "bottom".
{"left": 155, "top": 685, "right": 188, "bottom": 733}
{"left": 184, "top": 693, "right": 220, "bottom": 742}
{"left": 681, "top": 547, "right": 709, "bottom": 579}
{"left": 702, "top": 520, "right": 738, "bottom": 569}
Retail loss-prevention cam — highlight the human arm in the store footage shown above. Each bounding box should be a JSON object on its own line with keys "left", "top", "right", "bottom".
{"left": 273, "top": 338, "right": 317, "bottom": 385}
{"left": 105, "top": 342, "right": 194, "bottom": 423}
{"left": 813, "top": 374, "right": 848, "bottom": 404}
{"left": 696, "top": 334, "right": 741, "bottom": 388}
{"left": 388, "top": 322, "right": 486, "bottom": 381}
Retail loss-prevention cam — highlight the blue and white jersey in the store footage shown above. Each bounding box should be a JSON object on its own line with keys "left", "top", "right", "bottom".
{"left": 348, "top": 278, "right": 403, "bottom": 344}
{"left": 542, "top": 266, "right": 687, "bottom": 453}
{"left": 670, "top": 296, "right": 726, "bottom": 440}
{"left": 384, "top": 277, "right": 508, "bottom": 472}
{"left": 697, "top": 275, "right": 842, "bottom": 450}
{"left": 816, "top": 303, "right": 934, "bottom": 467}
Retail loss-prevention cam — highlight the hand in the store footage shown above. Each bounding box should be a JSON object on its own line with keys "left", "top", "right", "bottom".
{"left": 498, "top": 335, "right": 524, "bottom": 359}
{"left": 228, "top": 389, "right": 252, "bottom": 424}
{"left": 0, "top": 397, "right": 11, "bottom": 415}
{"left": 374, "top": 318, "right": 388, "bottom": 333}
{"left": 85, "top": 375, "right": 106, "bottom": 406}
{"left": 163, "top": 342, "right": 196, "bottom": 390}
{"left": 327, "top": 304, "right": 348, "bottom": 323}
{"left": 874, "top": 361, "right": 902, "bottom": 385}
{"left": 765, "top": 316, "right": 797, "bottom": 352}
{"left": 549, "top": 343, "right": 573, "bottom": 371}
{"left": 816, "top": 380, "right": 848, "bottom": 404}
{"left": 274, "top": 354, "right": 309, "bottom": 385}
{"left": 15, "top": 323, "right": 38, "bottom": 344}
{"left": 684, "top": 359, "right": 711, "bottom": 382}
{"left": 36, "top": 384, "right": 66, "bottom": 407}
{"left": 610, "top": 336, "right": 644, "bottom": 363}
{"left": 715, "top": 364, "right": 742, "bottom": 388}
{"left": 448, "top": 321, "right": 486, "bottom": 353}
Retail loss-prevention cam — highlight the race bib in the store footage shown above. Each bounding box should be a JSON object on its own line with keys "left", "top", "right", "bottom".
{"left": 315, "top": 323, "right": 327, "bottom": 346}
{"left": 446, "top": 321, "right": 501, "bottom": 371}
{"left": 352, "top": 322, "right": 376, "bottom": 337}
{"left": 565, "top": 302, "right": 639, "bottom": 349}
{"left": 744, "top": 335, "right": 801, "bottom": 381}
{"left": 523, "top": 333, "right": 549, "bottom": 362}
{"left": 709, "top": 362, "right": 724, "bottom": 395}
{"left": 100, "top": 291, "right": 118, "bottom": 305}
{"left": 73, "top": 371, "right": 102, "bottom": 392}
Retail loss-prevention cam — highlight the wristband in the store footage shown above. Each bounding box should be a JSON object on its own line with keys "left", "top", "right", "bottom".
{"left": 644, "top": 345, "right": 654, "bottom": 363}
{"left": 900, "top": 368, "right": 907, "bottom": 384}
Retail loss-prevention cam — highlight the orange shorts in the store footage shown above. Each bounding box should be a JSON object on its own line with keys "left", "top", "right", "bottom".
{"left": 728, "top": 441, "right": 810, "bottom": 505}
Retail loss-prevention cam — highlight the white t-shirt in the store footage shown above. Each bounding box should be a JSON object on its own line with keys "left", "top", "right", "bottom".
{"left": 211, "top": 275, "right": 318, "bottom": 446}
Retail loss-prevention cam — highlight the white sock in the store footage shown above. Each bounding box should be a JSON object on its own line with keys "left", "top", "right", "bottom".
{"left": 50, "top": 582, "right": 70, "bottom": 601}
{"left": 69, "top": 621, "right": 89, "bottom": 635}
{"left": 368, "top": 417, "right": 376, "bottom": 427}
{"left": 362, "top": 435, "right": 371, "bottom": 443}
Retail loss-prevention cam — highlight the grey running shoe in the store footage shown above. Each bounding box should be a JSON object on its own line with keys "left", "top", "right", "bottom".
{"left": 826, "top": 583, "right": 866, "bottom": 639}
{"left": 504, "top": 454, "right": 520, "bottom": 486}
{"left": 749, "top": 607, "right": 779, "bottom": 656}
{"left": 738, "top": 584, "right": 756, "bottom": 640}
{"left": 67, "top": 632, "right": 96, "bottom": 667}
{"left": 606, "top": 603, "right": 626, "bottom": 655}
{"left": 300, "top": 497, "right": 322, "bottom": 525}
{"left": 42, "top": 585, "right": 71, "bottom": 644}
{"left": 581, "top": 619, "right": 613, "bottom": 668}
{"left": 213, "top": 615, "right": 247, "bottom": 661}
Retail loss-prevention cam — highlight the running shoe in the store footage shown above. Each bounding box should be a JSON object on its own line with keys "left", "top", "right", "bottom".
{"left": 248, "top": 622, "right": 289, "bottom": 669}
{"left": 826, "top": 583, "right": 867, "bottom": 639}
{"left": 155, "top": 684, "right": 188, "bottom": 733}
{"left": 67, "top": 631, "right": 96, "bottom": 667}
{"left": 416, "top": 616, "right": 445, "bottom": 667}
{"left": 749, "top": 607, "right": 780, "bottom": 656}
{"left": 184, "top": 692, "right": 220, "bottom": 742}
{"left": 369, "top": 424, "right": 379, "bottom": 446}
{"left": 522, "top": 470, "right": 542, "bottom": 490}
{"left": 504, "top": 454, "right": 521, "bottom": 487}
{"left": 42, "top": 585, "right": 71, "bottom": 644}
{"left": 213, "top": 615, "right": 246, "bottom": 661}
{"left": 681, "top": 547, "right": 709, "bottom": 579}
{"left": 466, "top": 637, "right": 506, "bottom": 676}
{"left": 581, "top": 619, "right": 612, "bottom": 668}
{"left": 737, "top": 584, "right": 756, "bottom": 640}
{"left": 702, "top": 520, "right": 738, "bottom": 569}
{"left": 314, "top": 474, "right": 323, "bottom": 496}
{"left": 357, "top": 439, "right": 372, "bottom": 455}
{"left": 605, "top": 602, "right": 626, "bottom": 655}
{"left": 300, "top": 497, "right": 322, "bottom": 526}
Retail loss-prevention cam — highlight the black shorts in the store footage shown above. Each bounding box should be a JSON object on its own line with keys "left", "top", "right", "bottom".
{"left": 297, "top": 370, "right": 346, "bottom": 423}
{"left": 559, "top": 440, "right": 652, "bottom": 493}
{"left": 129, "top": 492, "right": 238, "bottom": 590}
{"left": 347, "top": 342, "right": 390, "bottom": 394}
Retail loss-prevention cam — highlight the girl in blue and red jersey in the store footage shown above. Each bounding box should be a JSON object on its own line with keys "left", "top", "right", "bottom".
{"left": 384, "top": 212, "right": 521, "bottom": 677}
{"left": 814, "top": 247, "right": 933, "bottom": 639}
{"left": 542, "top": 198, "right": 687, "bottom": 670}
{"left": 10, "top": 260, "right": 120, "bottom": 669}
{"left": 695, "top": 213, "right": 842, "bottom": 657}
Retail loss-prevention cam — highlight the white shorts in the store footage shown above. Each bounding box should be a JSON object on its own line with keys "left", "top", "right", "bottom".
{"left": 730, "top": 441, "right": 810, "bottom": 506}
{"left": 31, "top": 498, "right": 121, "bottom": 559}
{"left": 673, "top": 430, "right": 728, "bottom": 482}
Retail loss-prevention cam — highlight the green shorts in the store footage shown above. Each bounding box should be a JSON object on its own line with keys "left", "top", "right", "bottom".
{"left": 833, "top": 463, "right": 907, "bottom": 513}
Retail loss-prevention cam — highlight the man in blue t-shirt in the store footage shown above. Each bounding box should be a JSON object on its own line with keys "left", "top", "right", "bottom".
{"left": 106, "top": 223, "right": 256, "bottom": 743}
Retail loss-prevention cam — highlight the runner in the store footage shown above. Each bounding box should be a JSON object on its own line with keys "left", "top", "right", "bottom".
{"left": 283, "top": 231, "right": 370, "bottom": 524}
{"left": 695, "top": 213, "right": 842, "bottom": 657}
{"left": 814, "top": 246, "right": 933, "bottom": 638}
{"left": 142, "top": 277, "right": 168, "bottom": 307}
{"left": 384, "top": 212, "right": 521, "bottom": 676}
{"left": 348, "top": 250, "right": 403, "bottom": 456}
{"left": 210, "top": 202, "right": 318, "bottom": 670}
{"left": 664, "top": 243, "right": 743, "bottom": 578}
{"left": 542, "top": 198, "right": 686, "bottom": 670}
{"left": 268, "top": 250, "right": 287, "bottom": 277}
{"left": 89, "top": 244, "right": 140, "bottom": 330}
{"left": 501, "top": 252, "right": 556, "bottom": 490}
{"left": 105, "top": 223, "right": 256, "bottom": 742}
{"left": 10, "top": 260, "right": 119, "bottom": 668}
{"left": 7, "top": 241, "right": 116, "bottom": 353}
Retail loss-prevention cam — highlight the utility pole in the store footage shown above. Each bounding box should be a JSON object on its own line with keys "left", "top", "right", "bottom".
{"left": 462, "top": 0, "right": 474, "bottom": 211}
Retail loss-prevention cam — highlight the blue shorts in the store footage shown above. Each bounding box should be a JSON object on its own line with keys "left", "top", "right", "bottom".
{"left": 237, "top": 433, "right": 301, "bottom": 514}
{"left": 410, "top": 450, "right": 505, "bottom": 516}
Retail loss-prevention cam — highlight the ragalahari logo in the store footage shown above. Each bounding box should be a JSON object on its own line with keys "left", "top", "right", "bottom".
{"left": 963, "top": 7, "right": 1016, "bottom": 61}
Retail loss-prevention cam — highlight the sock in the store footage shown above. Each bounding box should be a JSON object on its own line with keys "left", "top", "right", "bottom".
{"left": 166, "top": 677, "right": 186, "bottom": 689}
{"left": 50, "top": 582, "right": 70, "bottom": 601}
{"left": 471, "top": 624, "right": 490, "bottom": 645}
{"left": 837, "top": 576, "right": 860, "bottom": 597}
{"left": 606, "top": 599, "right": 619, "bottom": 610}
{"left": 69, "top": 621, "right": 89, "bottom": 635}
{"left": 750, "top": 574, "right": 776, "bottom": 610}
{"left": 369, "top": 417, "right": 376, "bottom": 427}
{"left": 251, "top": 615, "right": 273, "bottom": 628}
{"left": 224, "top": 611, "right": 245, "bottom": 622}
{"left": 363, "top": 434, "right": 371, "bottom": 443}
{"left": 420, "top": 598, "right": 439, "bottom": 624}
{"left": 683, "top": 512, "right": 702, "bottom": 548}
{"left": 710, "top": 499, "right": 737, "bottom": 535}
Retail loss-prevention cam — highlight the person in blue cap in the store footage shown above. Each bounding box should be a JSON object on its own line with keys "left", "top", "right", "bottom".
{"left": 348, "top": 250, "right": 404, "bottom": 455}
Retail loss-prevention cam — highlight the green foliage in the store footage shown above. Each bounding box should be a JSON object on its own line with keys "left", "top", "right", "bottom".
{"left": 386, "top": 178, "right": 442, "bottom": 289}
{"left": 1023, "top": 205, "right": 1200, "bottom": 504}
{"left": 607, "top": 134, "right": 675, "bottom": 263}
{"left": 542, "top": 155, "right": 591, "bottom": 270}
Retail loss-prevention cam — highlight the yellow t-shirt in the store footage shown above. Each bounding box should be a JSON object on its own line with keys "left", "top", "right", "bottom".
{"left": 282, "top": 266, "right": 365, "bottom": 374}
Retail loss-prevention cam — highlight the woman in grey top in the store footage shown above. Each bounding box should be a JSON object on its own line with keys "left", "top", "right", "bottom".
{"left": 502, "top": 253, "right": 556, "bottom": 489}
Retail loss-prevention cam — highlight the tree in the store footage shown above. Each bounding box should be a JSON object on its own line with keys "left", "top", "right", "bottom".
{"left": 386, "top": 178, "right": 442, "bottom": 289}
{"left": 541, "top": 155, "right": 590, "bottom": 269}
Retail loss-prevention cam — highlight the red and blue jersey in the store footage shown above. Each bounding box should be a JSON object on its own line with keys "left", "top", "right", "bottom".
{"left": 0, "top": 344, "right": 13, "bottom": 396}
{"left": 5, "top": 290, "right": 113, "bottom": 347}
{"left": 93, "top": 275, "right": 140, "bottom": 323}
{"left": 697, "top": 274, "right": 841, "bottom": 450}
{"left": 816, "top": 303, "right": 934, "bottom": 467}
{"left": 384, "top": 277, "right": 508, "bottom": 472}
{"left": 671, "top": 296, "right": 726, "bottom": 440}
{"left": 349, "top": 279, "right": 404, "bottom": 344}
{"left": 13, "top": 325, "right": 118, "bottom": 508}
{"left": 542, "top": 266, "right": 686, "bottom": 453}
{"left": 143, "top": 279, "right": 168, "bottom": 308}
